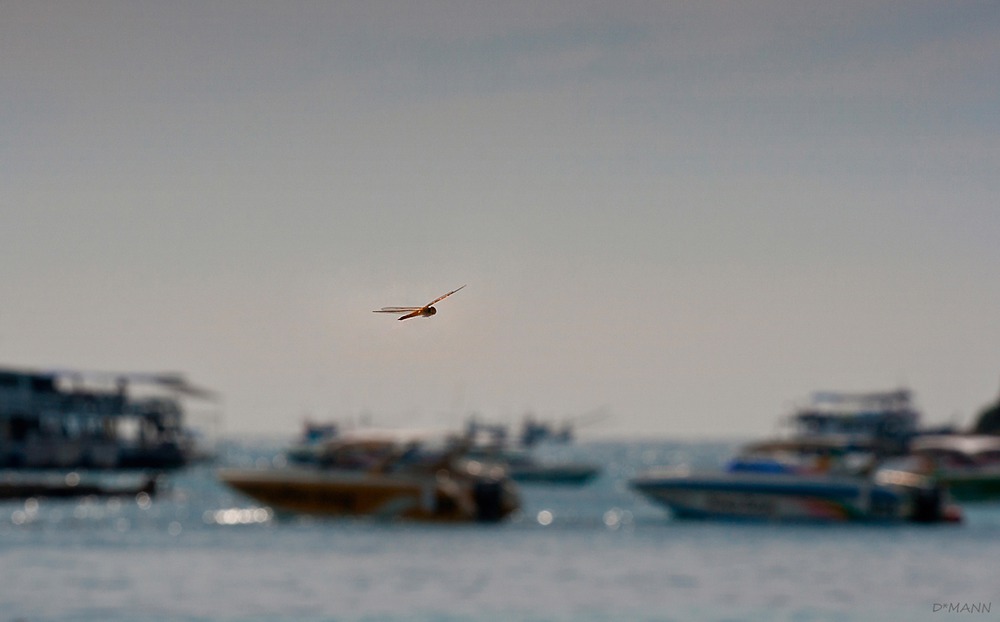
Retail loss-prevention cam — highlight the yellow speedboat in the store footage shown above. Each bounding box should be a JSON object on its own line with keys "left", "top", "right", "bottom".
{"left": 218, "top": 429, "right": 520, "bottom": 523}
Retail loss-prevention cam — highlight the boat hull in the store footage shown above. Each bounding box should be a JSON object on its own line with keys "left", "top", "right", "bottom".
{"left": 631, "top": 471, "right": 913, "bottom": 522}
{"left": 0, "top": 471, "right": 158, "bottom": 500}
{"left": 218, "top": 467, "right": 518, "bottom": 523}
{"left": 509, "top": 463, "right": 600, "bottom": 485}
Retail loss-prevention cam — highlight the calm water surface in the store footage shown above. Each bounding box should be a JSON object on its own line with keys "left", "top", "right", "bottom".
{"left": 1, "top": 439, "right": 998, "bottom": 622}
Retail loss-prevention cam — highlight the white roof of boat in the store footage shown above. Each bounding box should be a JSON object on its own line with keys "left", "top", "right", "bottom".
{"left": 0, "top": 365, "right": 217, "bottom": 399}
{"left": 333, "top": 428, "right": 459, "bottom": 445}
{"left": 911, "top": 434, "right": 1000, "bottom": 455}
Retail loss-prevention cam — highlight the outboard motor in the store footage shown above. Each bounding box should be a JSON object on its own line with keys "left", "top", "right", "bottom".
{"left": 910, "top": 484, "right": 944, "bottom": 523}
{"left": 473, "top": 478, "right": 506, "bottom": 522}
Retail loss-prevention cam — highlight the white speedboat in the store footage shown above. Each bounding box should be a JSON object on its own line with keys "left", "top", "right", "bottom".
{"left": 466, "top": 446, "right": 600, "bottom": 485}
{"left": 631, "top": 464, "right": 956, "bottom": 523}
{"left": 631, "top": 431, "right": 960, "bottom": 523}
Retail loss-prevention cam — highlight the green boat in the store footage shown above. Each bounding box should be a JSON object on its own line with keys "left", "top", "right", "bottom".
{"left": 910, "top": 435, "right": 1000, "bottom": 502}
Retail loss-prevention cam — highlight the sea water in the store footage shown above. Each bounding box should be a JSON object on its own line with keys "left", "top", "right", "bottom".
{"left": 1, "top": 439, "right": 998, "bottom": 622}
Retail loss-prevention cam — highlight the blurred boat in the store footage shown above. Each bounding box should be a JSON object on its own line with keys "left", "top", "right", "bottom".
{"left": 518, "top": 408, "right": 609, "bottom": 448}
{"left": 505, "top": 454, "right": 600, "bottom": 485}
{"left": 285, "top": 421, "right": 340, "bottom": 465}
{"left": 465, "top": 419, "right": 601, "bottom": 485}
{"left": 0, "top": 365, "right": 216, "bottom": 470}
{"left": 772, "top": 388, "right": 921, "bottom": 456}
{"left": 465, "top": 446, "right": 600, "bottom": 485}
{"left": 0, "top": 471, "right": 158, "bottom": 499}
{"left": 519, "top": 415, "right": 574, "bottom": 447}
{"left": 908, "top": 435, "right": 1000, "bottom": 501}
{"left": 631, "top": 458, "right": 958, "bottom": 523}
{"left": 219, "top": 429, "right": 520, "bottom": 523}
{"left": 631, "top": 389, "right": 960, "bottom": 523}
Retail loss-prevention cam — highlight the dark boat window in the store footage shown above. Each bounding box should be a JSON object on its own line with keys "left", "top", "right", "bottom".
{"left": 9, "top": 416, "right": 37, "bottom": 441}
{"left": 0, "top": 372, "right": 21, "bottom": 388}
{"left": 29, "top": 375, "right": 57, "bottom": 393}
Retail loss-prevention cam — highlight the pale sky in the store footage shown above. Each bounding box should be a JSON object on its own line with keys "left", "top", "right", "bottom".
{"left": 3, "top": 1, "right": 999, "bottom": 438}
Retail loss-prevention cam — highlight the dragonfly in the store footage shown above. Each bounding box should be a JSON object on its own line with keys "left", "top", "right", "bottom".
{"left": 373, "top": 285, "right": 466, "bottom": 321}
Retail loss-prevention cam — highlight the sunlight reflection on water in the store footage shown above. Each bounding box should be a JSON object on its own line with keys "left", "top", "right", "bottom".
{"left": 0, "top": 439, "right": 997, "bottom": 621}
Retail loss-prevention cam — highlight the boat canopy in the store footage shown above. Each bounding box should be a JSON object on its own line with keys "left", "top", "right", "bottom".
{"left": 911, "top": 435, "right": 1000, "bottom": 459}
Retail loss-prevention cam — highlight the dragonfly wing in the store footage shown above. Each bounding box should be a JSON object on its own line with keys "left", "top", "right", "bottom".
{"left": 424, "top": 284, "right": 466, "bottom": 307}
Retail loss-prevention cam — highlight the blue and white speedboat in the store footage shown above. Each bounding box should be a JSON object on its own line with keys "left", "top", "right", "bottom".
{"left": 631, "top": 389, "right": 960, "bottom": 523}
{"left": 630, "top": 460, "right": 955, "bottom": 523}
